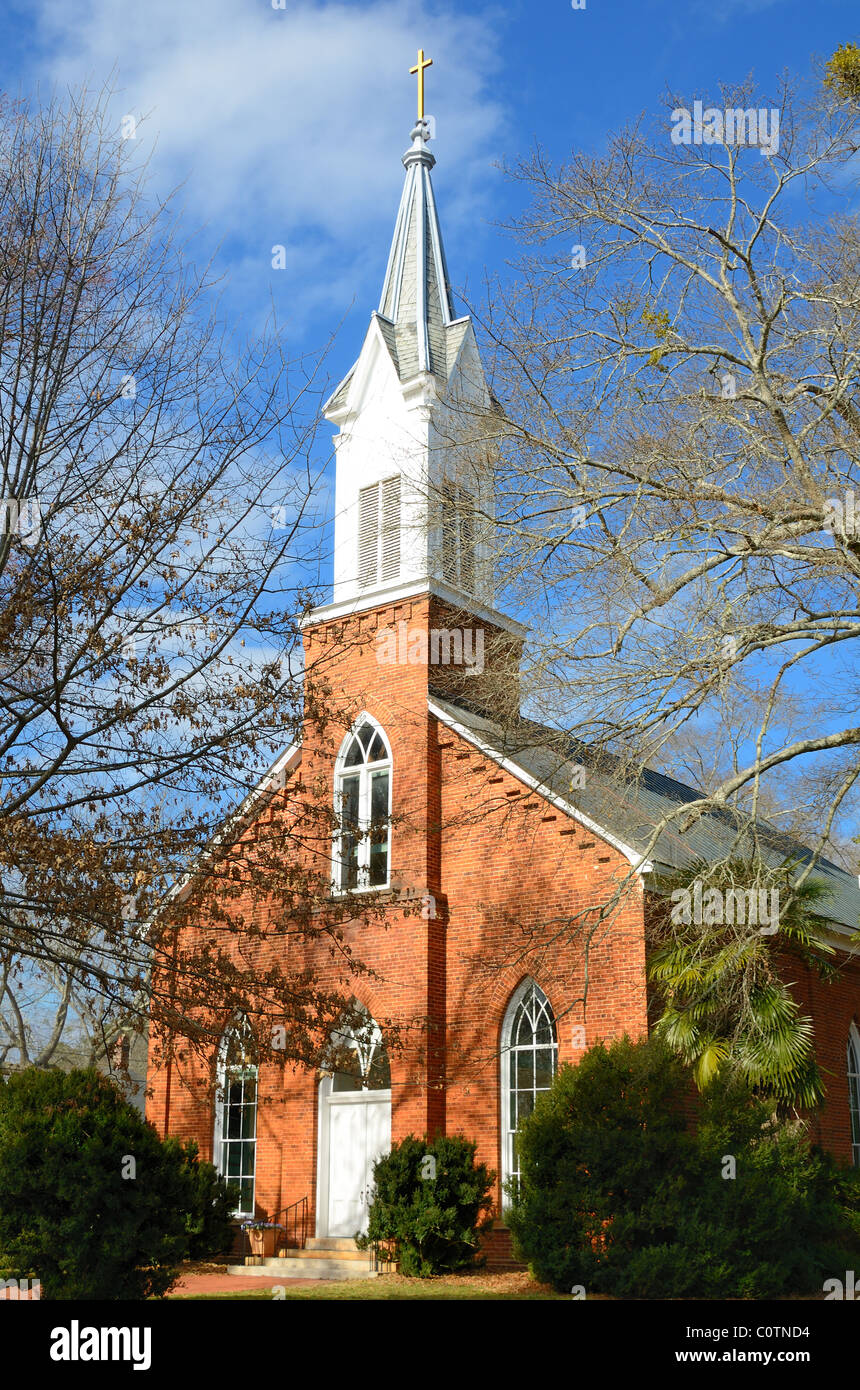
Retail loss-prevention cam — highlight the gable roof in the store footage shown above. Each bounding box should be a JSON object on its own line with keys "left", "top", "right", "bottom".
{"left": 429, "top": 692, "right": 860, "bottom": 938}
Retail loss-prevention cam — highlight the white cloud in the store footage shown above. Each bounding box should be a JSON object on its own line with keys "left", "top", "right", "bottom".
{"left": 28, "top": 0, "right": 508, "bottom": 331}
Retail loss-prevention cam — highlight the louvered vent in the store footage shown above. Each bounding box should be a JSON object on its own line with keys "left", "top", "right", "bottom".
{"left": 459, "top": 493, "right": 475, "bottom": 593}
{"left": 359, "top": 483, "right": 379, "bottom": 588}
{"left": 359, "top": 476, "right": 401, "bottom": 589}
{"left": 441, "top": 483, "right": 458, "bottom": 585}
{"left": 380, "top": 476, "right": 401, "bottom": 582}
{"left": 440, "top": 482, "right": 477, "bottom": 594}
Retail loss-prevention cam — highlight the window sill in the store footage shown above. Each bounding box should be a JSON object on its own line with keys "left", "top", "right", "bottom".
{"left": 328, "top": 882, "right": 392, "bottom": 901}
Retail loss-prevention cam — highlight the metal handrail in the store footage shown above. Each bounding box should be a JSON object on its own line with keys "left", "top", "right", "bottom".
{"left": 275, "top": 1195, "right": 309, "bottom": 1252}
{"left": 369, "top": 1238, "right": 398, "bottom": 1274}
{"left": 240, "top": 1195, "right": 308, "bottom": 1263}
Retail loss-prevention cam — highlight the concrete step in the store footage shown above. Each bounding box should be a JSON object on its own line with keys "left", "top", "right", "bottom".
{"left": 305, "top": 1237, "right": 361, "bottom": 1252}
{"left": 278, "top": 1246, "right": 368, "bottom": 1261}
{"left": 227, "top": 1254, "right": 376, "bottom": 1281}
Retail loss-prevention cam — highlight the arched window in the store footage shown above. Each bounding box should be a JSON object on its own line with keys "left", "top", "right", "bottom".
{"left": 848, "top": 1023, "right": 860, "bottom": 1168}
{"left": 334, "top": 717, "right": 391, "bottom": 891}
{"left": 500, "top": 980, "right": 558, "bottom": 1201}
{"left": 213, "top": 1016, "right": 258, "bottom": 1216}
{"left": 325, "top": 1002, "right": 391, "bottom": 1093}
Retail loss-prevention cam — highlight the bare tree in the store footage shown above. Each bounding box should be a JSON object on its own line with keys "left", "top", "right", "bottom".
{"left": 472, "top": 67, "right": 860, "bottom": 894}
{"left": 0, "top": 949, "right": 145, "bottom": 1098}
{"left": 0, "top": 84, "right": 387, "bottom": 1075}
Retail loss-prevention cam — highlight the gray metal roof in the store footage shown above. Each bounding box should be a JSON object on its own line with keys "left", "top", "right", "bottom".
{"left": 377, "top": 122, "right": 454, "bottom": 379}
{"left": 325, "top": 122, "right": 473, "bottom": 415}
{"left": 430, "top": 692, "right": 860, "bottom": 937}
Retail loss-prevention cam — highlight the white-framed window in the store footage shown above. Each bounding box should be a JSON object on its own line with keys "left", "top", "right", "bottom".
{"left": 500, "top": 980, "right": 558, "bottom": 1203}
{"left": 334, "top": 716, "right": 392, "bottom": 892}
{"left": 848, "top": 1023, "right": 860, "bottom": 1168}
{"left": 326, "top": 1002, "right": 391, "bottom": 1093}
{"left": 213, "top": 1015, "right": 258, "bottom": 1216}
{"left": 440, "top": 481, "right": 476, "bottom": 594}
{"left": 359, "top": 476, "right": 400, "bottom": 588}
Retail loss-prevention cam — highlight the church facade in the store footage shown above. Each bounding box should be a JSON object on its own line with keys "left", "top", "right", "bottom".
{"left": 145, "top": 114, "right": 860, "bottom": 1260}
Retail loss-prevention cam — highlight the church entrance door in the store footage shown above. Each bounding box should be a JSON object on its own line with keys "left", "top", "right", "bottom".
{"left": 315, "top": 1004, "right": 392, "bottom": 1239}
{"left": 324, "top": 1087, "right": 391, "bottom": 1237}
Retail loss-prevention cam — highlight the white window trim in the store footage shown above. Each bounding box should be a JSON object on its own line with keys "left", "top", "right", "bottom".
{"left": 332, "top": 713, "right": 393, "bottom": 896}
{"left": 213, "top": 1017, "right": 258, "bottom": 1218}
{"left": 500, "top": 979, "right": 558, "bottom": 1210}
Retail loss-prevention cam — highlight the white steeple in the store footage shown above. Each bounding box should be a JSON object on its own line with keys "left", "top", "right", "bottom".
{"left": 318, "top": 117, "right": 504, "bottom": 623}
{"left": 376, "top": 119, "right": 458, "bottom": 378}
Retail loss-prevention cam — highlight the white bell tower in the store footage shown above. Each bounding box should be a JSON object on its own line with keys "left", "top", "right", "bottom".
{"left": 314, "top": 114, "right": 507, "bottom": 627}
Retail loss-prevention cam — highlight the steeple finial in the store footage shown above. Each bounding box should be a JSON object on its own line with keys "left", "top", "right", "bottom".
{"left": 409, "top": 47, "right": 433, "bottom": 119}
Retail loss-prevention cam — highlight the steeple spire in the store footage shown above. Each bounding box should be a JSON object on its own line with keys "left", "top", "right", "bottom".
{"left": 376, "top": 119, "right": 457, "bottom": 379}
{"left": 319, "top": 79, "right": 506, "bottom": 624}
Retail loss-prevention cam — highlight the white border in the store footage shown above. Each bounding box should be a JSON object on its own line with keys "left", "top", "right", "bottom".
{"left": 499, "top": 979, "right": 558, "bottom": 1208}
{"left": 302, "top": 577, "right": 528, "bottom": 640}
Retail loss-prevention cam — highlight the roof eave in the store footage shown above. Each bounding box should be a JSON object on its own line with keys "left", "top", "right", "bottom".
{"left": 428, "top": 697, "right": 653, "bottom": 875}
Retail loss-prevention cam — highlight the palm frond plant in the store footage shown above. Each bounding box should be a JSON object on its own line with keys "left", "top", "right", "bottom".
{"left": 647, "top": 856, "right": 836, "bottom": 1110}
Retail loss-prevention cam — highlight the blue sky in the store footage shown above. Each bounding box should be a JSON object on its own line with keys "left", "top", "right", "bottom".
{"left": 1, "top": 0, "right": 857, "bottom": 839}
{"left": 1, "top": 0, "right": 855, "bottom": 403}
{"left": 2, "top": 1, "right": 855, "bottom": 1042}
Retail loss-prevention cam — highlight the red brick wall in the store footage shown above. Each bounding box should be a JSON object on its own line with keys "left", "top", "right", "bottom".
{"left": 146, "top": 591, "right": 650, "bottom": 1228}
{"left": 147, "top": 589, "right": 859, "bottom": 1240}
{"left": 783, "top": 950, "right": 860, "bottom": 1164}
{"left": 434, "top": 712, "right": 648, "bottom": 1210}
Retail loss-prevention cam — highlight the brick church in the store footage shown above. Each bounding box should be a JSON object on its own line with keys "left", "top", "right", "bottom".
{"left": 146, "top": 102, "right": 860, "bottom": 1271}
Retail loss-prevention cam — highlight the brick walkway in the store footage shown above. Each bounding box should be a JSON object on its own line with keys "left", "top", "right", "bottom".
{"left": 0, "top": 1273, "right": 325, "bottom": 1299}
{"left": 169, "top": 1271, "right": 319, "bottom": 1297}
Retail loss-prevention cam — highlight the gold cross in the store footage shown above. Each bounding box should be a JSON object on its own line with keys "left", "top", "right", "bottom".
{"left": 409, "top": 48, "right": 433, "bottom": 119}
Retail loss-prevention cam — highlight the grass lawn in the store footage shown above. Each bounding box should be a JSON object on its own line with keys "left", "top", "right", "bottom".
{"left": 172, "top": 1271, "right": 567, "bottom": 1301}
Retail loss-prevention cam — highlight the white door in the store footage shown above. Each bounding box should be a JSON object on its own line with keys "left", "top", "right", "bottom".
{"left": 364, "top": 1096, "right": 391, "bottom": 1216}
{"left": 325, "top": 1093, "right": 391, "bottom": 1237}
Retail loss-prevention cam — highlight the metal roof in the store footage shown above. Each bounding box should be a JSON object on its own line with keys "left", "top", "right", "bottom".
{"left": 325, "top": 121, "right": 473, "bottom": 414}
{"left": 430, "top": 692, "right": 860, "bottom": 937}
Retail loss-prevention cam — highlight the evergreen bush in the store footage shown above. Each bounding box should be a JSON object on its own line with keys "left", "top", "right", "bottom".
{"left": 0, "top": 1067, "right": 234, "bottom": 1298}
{"left": 179, "top": 1139, "right": 237, "bottom": 1260}
{"left": 359, "top": 1133, "right": 495, "bottom": 1277}
{"left": 507, "top": 1036, "right": 859, "bottom": 1298}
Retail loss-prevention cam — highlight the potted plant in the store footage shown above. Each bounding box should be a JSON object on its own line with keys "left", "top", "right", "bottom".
{"left": 240, "top": 1219, "right": 284, "bottom": 1259}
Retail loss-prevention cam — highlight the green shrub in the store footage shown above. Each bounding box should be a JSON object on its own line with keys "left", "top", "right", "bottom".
{"left": 179, "top": 1139, "right": 237, "bottom": 1260}
{"left": 507, "top": 1035, "right": 860, "bottom": 1298}
{"left": 833, "top": 1161, "right": 860, "bottom": 1241}
{"left": 358, "top": 1134, "right": 495, "bottom": 1277}
{"left": 0, "top": 1067, "right": 232, "bottom": 1298}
